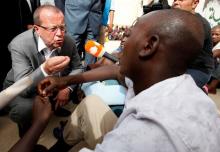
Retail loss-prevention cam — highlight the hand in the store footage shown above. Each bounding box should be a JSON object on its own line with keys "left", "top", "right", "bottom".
{"left": 97, "top": 57, "right": 115, "bottom": 65}
{"left": 38, "top": 76, "right": 68, "bottom": 97}
{"left": 213, "top": 49, "right": 220, "bottom": 58}
{"left": 32, "top": 96, "right": 53, "bottom": 125}
{"left": 43, "top": 56, "right": 70, "bottom": 75}
{"left": 107, "top": 24, "right": 113, "bottom": 33}
{"left": 55, "top": 88, "right": 71, "bottom": 109}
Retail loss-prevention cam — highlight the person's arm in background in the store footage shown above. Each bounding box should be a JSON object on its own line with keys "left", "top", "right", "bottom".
{"left": 107, "top": 0, "right": 116, "bottom": 32}
{"left": 9, "top": 96, "right": 52, "bottom": 152}
{"left": 107, "top": 10, "right": 114, "bottom": 33}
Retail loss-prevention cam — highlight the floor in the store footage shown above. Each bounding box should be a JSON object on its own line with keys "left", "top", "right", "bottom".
{"left": 0, "top": 102, "right": 76, "bottom": 151}
{"left": 0, "top": 90, "right": 220, "bottom": 152}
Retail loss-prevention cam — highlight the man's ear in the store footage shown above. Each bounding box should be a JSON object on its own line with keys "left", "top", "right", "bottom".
{"left": 33, "top": 25, "right": 41, "bottom": 36}
{"left": 139, "top": 35, "right": 159, "bottom": 58}
{"left": 33, "top": 25, "right": 40, "bottom": 32}
{"left": 192, "top": 0, "right": 199, "bottom": 10}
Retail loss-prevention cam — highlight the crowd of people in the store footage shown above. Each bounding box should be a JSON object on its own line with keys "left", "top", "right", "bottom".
{"left": 0, "top": 0, "right": 220, "bottom": 152}
{"left": 107, "top": 25, "right": 130, "bottom": 41}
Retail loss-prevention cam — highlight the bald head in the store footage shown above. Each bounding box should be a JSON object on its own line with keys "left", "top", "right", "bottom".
{"left": 120, "top": 9, "right": 204, "bottom": 93}
{"left": 147, "top": 9, "right": 204, "bottom": 64}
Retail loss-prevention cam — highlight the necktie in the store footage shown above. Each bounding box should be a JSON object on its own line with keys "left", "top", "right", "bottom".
{"left": 49, "top": 49, "right": 58, "bottom": 58}
{"left": 50, "top": 49, "right": 60, "bottom": 77}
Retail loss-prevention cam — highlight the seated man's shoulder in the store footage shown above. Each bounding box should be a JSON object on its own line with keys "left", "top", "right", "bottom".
{"left": 10, "top": 30, "right": 34, "bottom": 46}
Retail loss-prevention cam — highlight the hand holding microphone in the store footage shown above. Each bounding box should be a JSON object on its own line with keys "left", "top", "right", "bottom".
{"left": 85, "top": 40, "right": 119, "bottom": 63}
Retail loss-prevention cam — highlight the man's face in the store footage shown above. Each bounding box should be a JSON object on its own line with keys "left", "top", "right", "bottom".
{"left": 120, "top": 35, "right": 128, "bottom": 49}
{"left": 212, "top": 27, "right": 220, "bottom": 44}
{"left": 172, "top": 0, "right": 198, "bottom": 13}
{"left": 119, "top": 18, "right": 150, "bottom": 79}
{"left": 35, "top": 11, "right": 65, "bottom": 50}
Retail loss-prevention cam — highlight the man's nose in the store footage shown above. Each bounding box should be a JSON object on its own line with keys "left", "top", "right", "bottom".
{"left": 172, "top": 0, "right": 179, "bottom": 5}
{"left": 54, "top": 28, "right": 64, "bottom": 37}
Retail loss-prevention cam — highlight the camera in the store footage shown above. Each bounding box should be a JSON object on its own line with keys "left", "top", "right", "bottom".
{"left": 143, "top": 0, "right": 170, "bottom": 14}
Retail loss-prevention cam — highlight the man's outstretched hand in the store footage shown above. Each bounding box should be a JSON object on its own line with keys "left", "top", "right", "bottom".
{"left": 38, "top": 76, "right": 68, "bottom": 97}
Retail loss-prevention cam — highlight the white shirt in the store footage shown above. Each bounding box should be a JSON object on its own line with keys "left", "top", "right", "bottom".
{"left": 38, "top": 37, "right": 58, "bottom": 76}
{"left": 80, "top": 74, "right": 220, "bottom": 152}
{"left": 213, "top": 42, "right": 220, "bottom": 63}
{"left": 110, "top": 0, "right": 116, "bottom": 11}
{"left": 213, "top": 42, "right": 220, "bottom": 51}
{"left": 40, "top": 0, "right": 55, "bottom": 5}
{"left": 26, "top": 0, "right": 32, "bottom": 12}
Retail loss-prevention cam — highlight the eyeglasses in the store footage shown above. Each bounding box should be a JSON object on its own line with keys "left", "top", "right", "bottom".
{"left": 36, "top": 24, "right": 66, "bottom": 32}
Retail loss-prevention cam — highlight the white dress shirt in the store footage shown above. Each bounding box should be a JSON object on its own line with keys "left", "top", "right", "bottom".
{"left": 38, "top": 37, "right": 59, "bottom": 76}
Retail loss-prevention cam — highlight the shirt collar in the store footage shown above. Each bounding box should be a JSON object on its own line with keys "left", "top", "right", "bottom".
{"left": 38, "top": 37, "right": 47, "bottom": 53}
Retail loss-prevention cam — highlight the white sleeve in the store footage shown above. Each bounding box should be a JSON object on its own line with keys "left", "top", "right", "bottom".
{"left": 40, "top": 64, "right": 49, "bottom": 76}
{"left": 213, "top": 42, "right": 220, "bottom": 51}
{"left": 110, "top": 0, "right": 116, "bottom": 11}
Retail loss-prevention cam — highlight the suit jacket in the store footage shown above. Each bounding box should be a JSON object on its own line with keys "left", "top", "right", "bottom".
{"left": 0, "top": 0, "right": 40, "bottom": 91}
{"left": 65, "top": 0, "right": 104, "bottom": 37}
{"left": 30, "top": 0, "right": 40, "bottom": 12}
{"left": 4, "top": 29, "right": 82, "bottom": 98}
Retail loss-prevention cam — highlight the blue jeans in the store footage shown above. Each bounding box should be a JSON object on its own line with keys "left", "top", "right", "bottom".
{"left": 186, "top": 69, "right": 211, "bottom": 88}
{"left": 70, "top": 23, "right": 98, "bottom": 66}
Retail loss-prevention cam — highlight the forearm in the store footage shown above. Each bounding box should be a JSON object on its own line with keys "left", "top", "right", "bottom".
{"left": 108, "top": 10, "right": 115, "bottom": 28}
{"left": 9, "top": 121, "right": 48, "bottom": 152}
{"left": 64, "top": 65, "right": 120, "bottom": 86}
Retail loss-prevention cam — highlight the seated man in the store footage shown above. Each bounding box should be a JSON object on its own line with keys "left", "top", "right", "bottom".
{"left": 10, "top": 9, "right": 220, "bottom": 152}
{"left": 3, "top": 5, "right": 82, "bottom": 137}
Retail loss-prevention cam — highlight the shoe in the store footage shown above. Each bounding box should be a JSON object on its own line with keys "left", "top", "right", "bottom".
{"left": 48, "top": 139, "right": 72, "bottom": 152}
{"left": 34, "top": 144, "right": 48, "bottom": 152}
{"left": 53, "top": 120, "right": 68, "bottom": 140}
{"left": 53, "top": 127, "right": 63, "bottom": 140}
{"left": 0, "top": 109, "right": 8, "bottom": 116}
{"left": 54, "top": 107, "right": 71, "bottom": 117}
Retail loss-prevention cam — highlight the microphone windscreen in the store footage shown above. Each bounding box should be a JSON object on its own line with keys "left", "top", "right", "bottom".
{"left": 85, "top": 40, "right": 105, "bottom": 58}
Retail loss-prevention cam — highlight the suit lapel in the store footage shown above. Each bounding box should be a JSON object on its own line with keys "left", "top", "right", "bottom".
{"left": 32, "top": 30, "right": 45, "bottom": 64}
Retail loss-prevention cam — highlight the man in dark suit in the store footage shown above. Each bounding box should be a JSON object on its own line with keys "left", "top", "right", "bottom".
{"left": 3, "top": 5, "right": 82, "bottom": 137}
{"left": 65, "top": 0, "right": 105, "bottom": 65}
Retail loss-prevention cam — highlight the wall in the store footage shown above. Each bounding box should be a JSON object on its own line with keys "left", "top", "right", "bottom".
{"left": 114, "top": 0, "right": 220, "bottom": 27}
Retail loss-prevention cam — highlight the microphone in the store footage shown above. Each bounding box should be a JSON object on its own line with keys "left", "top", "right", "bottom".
{"left": 85, "top": 40, "right": 119, "bottom": 63}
